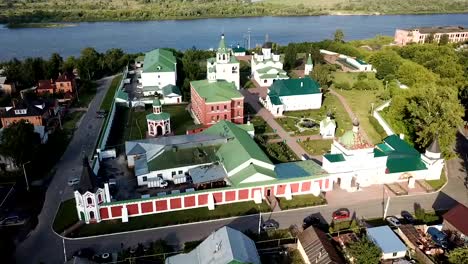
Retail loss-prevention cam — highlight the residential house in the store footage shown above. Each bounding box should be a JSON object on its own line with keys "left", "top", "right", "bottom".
{"left": 367, "top": 226, "right": 407, "bottom": 260}
{"left": 36, "top": 80, "right": 56, "bottom": 96}
{"left": 262, "top": 77, "right": 322, "bottom": 117}
{"left": 442, "top": 203, "right": 468, "bottom": 244}
{"left": 394, "top": 26, "right": 468, "bottom": 45}
{"left": 0, "top": 76, "right": 16, "bottom": 95}
{"left": 297, "top": 226, "right": 344, "bottom": 264}
{"left": 55, "top": 72, "right": 77, "bottom": 94}
{"left": 165, "top": 226, "right": 261, "bottom": 264}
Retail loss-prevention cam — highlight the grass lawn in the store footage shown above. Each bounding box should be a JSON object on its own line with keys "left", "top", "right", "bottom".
{"left": 53, "top": 199, "right": 79, "bottom": 233}
{"left": 276, "top": 93, "right": 352, "bottom": 136}
{"left": 72, "top": 201, "right": 270, "bottom": 237}
{"left": 278, "top": 194, "right": 326, "bottom": 210}
{"left": 299, "top": 139, "right": 333, "bottom": 156}
{"left": 332, "top": 72, "right": 375, "bottom": 86}
{"left": 426, "top": 169, "right": 447, "bottom": 190}
{"left": 126, "top": 104, "right": 194, "bottom": 141}
{"left": 333, "top": 89, "right": 383, "bottom": 144}
{"left": 100, "top": 74, "right": 123, "bottom": 111}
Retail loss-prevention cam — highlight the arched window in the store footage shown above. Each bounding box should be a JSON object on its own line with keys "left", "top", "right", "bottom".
{"left": 87, "top": 197, "right": 92, "bottom": 205}
{"left": 98, "top": 194, "right": 102, "bottom": 203}
{"left": 222, "top": 54, "right": 226, "bottom": 60}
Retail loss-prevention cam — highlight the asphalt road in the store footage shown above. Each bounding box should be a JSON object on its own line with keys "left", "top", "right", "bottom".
{"left": 14, "top": 76, "right": 115, "bottom": 264}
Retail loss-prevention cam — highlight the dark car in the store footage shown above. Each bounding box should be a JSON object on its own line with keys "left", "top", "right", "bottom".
{"left": 262, "top": 220, "right": 279, "bottom": 231}
{"left": 0, "top": 214, "right": 26, "bottom": 226}
{"left": 401, "top": 211, "right": 415, "bottom": 223}
{"left": 303, "top": 215, "right": 320, "bottom": 229}
{"left": 332, "top": 209, "right": 350, "bottom": 221}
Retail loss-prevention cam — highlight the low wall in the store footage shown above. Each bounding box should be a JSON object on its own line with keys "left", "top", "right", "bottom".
{"left": 372, "top": 101, "right": 394, "bottom": 136}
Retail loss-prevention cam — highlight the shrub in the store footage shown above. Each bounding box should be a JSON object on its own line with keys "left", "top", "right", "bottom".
{"left": 368, "top": 116, "right": 387, "bottom": 138}
{"left": 335, "top": 81, "right": 351, "bottom": 90}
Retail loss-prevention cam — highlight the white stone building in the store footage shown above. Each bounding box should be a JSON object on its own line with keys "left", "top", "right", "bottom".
{"left": 319, "top": 114, "right": 336, "bottom": 139}
{"left": 251, "top": 43, "right": 288, "bottom": 87}
{"left": 304, "top": 54, "right": 313, "bottom": 76}
{"left": 207, "top": 34, "right": 240, "bottom": 89}
{"left": 262, "top": 77, "right": 322, "bottom": 117}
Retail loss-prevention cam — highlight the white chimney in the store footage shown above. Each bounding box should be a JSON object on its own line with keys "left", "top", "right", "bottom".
{"left": 400, "top": 134, "right": 404, "bottom": 140}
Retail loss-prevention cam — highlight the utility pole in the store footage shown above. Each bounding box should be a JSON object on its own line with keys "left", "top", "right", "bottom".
{"left": 248, "top": 28, "right": 251, "bottom": 50}
{"left": 258, "top": 210, "right": 262, "bottom": 235}
{"left": 22, "top": 161, "right": 31, "bottom": 192}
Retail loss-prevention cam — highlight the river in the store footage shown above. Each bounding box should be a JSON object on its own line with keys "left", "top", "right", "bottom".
{"left": 1, "top": 14, "right": 467, "bottom": 60}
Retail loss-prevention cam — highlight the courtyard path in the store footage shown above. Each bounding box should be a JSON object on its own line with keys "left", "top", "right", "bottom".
{"left": 329, "top": 88, "right": 372, "bottom": 143}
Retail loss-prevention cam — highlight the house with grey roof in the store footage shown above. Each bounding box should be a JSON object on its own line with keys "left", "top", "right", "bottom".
{"left": 367, "top": 226, "right": 407, "bottom": 260}
{"left": 165, "top": 226, "right": 260, "bottom": 264}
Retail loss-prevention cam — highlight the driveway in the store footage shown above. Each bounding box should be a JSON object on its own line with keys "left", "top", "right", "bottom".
{"left": 14, "top": 76, "right": 116, "bottom": 264}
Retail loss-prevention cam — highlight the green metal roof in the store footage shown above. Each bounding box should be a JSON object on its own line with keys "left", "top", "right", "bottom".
{"left": 146, "top": 112, "right": 170, "bottom": 121}
{"left": 153, "top": 98, "right": 161, "bottom": 106}
{"left": 203, "top": 121, "right": 273, "bottom": 173}
{"left": 306, "top": 54, "right": 313, "bottom": 65}
{"left": 190, "top": 80, "right": 242, "bottom": 103}
{"left": 339, "top": 130, "right": 355, "bottom": 148}
{"left": 229, "top": 164, "right": 276, "bottom": 186}
{"left": 323, "top": 153, "right": 345, "bottom": 163}
{"left": 380, "top": 135, "right": 427, "bottom": 173}
{"left": 386, "top": 157, "right": 427, "bottom": 173}
{"left": 275, "top": 160, "right": 327, "bottom": 179}
{"left": 148, "top": 145, "right": 220, "bottom": 171}
{"left": 269, "top": 95, "right": 282, "bottom": 105}
{"left": 143, "top": 86, "right": 160, "bottom": 92}
{"left": 268, "top": 77, "right": 321, "bottom": 98}
{"left": 218, "top": 35, "right": 228, "bottom": 54}
{"left": 373, "top": 148, "right": 387, "bottom": 157}
{"left": 260, "top": 73, "right": 288, "bottom": 79}
{"left": 162, "top": 84, "right": 181, "bottom": 96}
{"left": 116, "top": 89, "right": 128, "bottom": 101}
{"left": 233, "top": 46, "right": 246, "bottom": 53}
{"left": 143, "top": 48, "right": 176, "bottom": 73}
{"left": 257, "top": 66, "right": 286, "bottom": 74}
{"left": 383, "top": 135, "right": 420, "bottom": 155}
{"left": 237, "top": 123, "right": 254, "bottom": 132}
{"left": 229, "top": 55, "right": 239, "bottom": 63}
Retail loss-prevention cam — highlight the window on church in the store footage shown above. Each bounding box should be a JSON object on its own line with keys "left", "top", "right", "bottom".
{"left": 87, "top": 197, "right": 92, "bottom": 205}
{"left": 98, "top": 194, "right": 102, "bottom": 203}
{"left": 142, "top": 176, "right": 147, "bottom": 181}
{"left": 222, "top": 54, "right": 226, "bottom": 60}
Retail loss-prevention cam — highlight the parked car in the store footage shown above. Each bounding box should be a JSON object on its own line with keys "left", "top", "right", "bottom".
{"left": 427, "top": 227, "right": 448, "bottom": 249}
{"left": 262, "top": 220, "right": 279, "bottom": 231}
{"left": 0, "top": 215, "right": 26, "bottom": 226}
{"left": 303, "top": 215, "right": 320, "bottom": 229}
{"left": 68, "top": 177, "right": 80, "bottom": 187}
{"left": 332, "top": 209, "right": 350, "bottom": 221}
{"left": 401, "top": 211, "right": 415, "bottom": 223}
{"left": 386, "top": 216, "right": 401, "bottom": 227}
{"left": 147, "top": 177, "right": 168, "bottom": 188}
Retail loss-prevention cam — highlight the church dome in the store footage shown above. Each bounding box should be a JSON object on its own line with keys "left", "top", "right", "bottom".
{"left": 339, "top": 130, "right": 355, "bottom": 148}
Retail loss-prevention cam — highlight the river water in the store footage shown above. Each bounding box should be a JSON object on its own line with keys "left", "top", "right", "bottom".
{"left": 1, "top": 14, "right": 467, "bottom": 60}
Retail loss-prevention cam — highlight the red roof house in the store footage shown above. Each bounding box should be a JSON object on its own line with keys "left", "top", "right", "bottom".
{"left": 442, "top": 203, "right": 468, "bottom": 243}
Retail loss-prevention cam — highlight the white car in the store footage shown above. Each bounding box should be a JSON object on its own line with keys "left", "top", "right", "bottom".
{"left": 386, "top": 216, "right": 401, "bottom": 227}
{"left": 68, "top": 177, "right": 80, "bottom": 187}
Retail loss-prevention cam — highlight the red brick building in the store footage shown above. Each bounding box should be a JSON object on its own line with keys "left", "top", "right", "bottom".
{"left": 36, "top": 73, "right": 76, "bottom": 100}
{"left": 190, "top": 79, "right": 244, "bottom": 126}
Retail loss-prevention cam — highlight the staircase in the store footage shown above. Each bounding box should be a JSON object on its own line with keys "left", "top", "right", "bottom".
{"left": 265, "top": 195, "right": 282, "bottom": 212}
{"left": 384, "top": 183, "right": 408, "bottom": 196}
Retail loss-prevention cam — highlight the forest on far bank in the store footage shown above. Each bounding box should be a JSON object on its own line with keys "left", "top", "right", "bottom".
{"left": 0, "top": 0, "right": 468, "bottom": 24}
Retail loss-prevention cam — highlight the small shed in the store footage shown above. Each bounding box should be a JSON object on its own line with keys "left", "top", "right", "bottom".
{"left": 367, "top": 226, "right": 407, "bottom": 260}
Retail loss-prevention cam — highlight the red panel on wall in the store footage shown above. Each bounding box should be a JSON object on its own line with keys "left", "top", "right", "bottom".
{"left": 238, "top": 189, "right": 249, "bottom": 200}
{"left": 213, "top": 192, "right": 223, "bottom": 203}
{"left": 170, "top": 198, "right": 182, "bottom": 209}
{"left": 111, "top": 206, "right": 122, "bottom": 217}
{"left": 198, "top": 194, "right": 208, "bottom": 205}
{"left": 301, "top": 181, "right": 311, "bottom": 192}
{"left": 276, "top": 185, "right": 285, "bottom": 195}
{"left": 141, "top": 202, "right": 153, "bottom": 214}
{"left": 127, "top": 204, "right": 139, "bottom": 215}
{"left": 251, "top": 188, "right": 261, "bottom": 198}
{"left": 99, "top": 208, "right": 109, "bottom": 219}
{"left": 290, "top": 183, "right": 299, "bottom": 193}
{"left": 315, "top": 179, "right": 322, "bottom": 189}
{"left": 184, "top": 196, "right": 196, "bottom": 207}
{"left": 324, "top": 179, "right": 329, "bottom": 189}
{"left": 156, "top": 200, "right": 167, "bottom": 211}
{"left": 225, "top": 191, "right": 236, "bottom": 201}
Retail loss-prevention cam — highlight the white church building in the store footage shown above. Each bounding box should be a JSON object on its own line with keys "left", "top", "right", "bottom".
{"left": 251, "top": 42, "right": 288, "bottom": 87}
{"left": 207, "top": 34, "right": 240, "bottom": 89}
{"left": 322, "top": 120, "right": 444, "bottom": 191}
{"left": 262, "top": 77, "right": 322, "bottom": 117}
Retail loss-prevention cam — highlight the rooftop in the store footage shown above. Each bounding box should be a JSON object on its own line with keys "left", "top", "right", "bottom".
{"left": 188, "top": 163, "right": 227, "bottom": 185}
{"left": 367, "top": 226, "right": 407, "bottom": 254}
{"left": 191, "top": 80, "right": 243, "bottom": 103}
{"left": 275, "top": 160, "right": 327, "bottom": 180}
{"left": 298, "top": 227, "right": 343, "bottom": 264}
{"left": 268, "top": 77, "right": 321, "bottom": 98}
{"left": 143, "top": 49, "right": 176, "bottom": 73}
{"left": 147, "top": 145, "right": 220, "bottom": 171}
{"left": 406, "top": 26, "right": 468, "bottom": 34}
{"left": 443, "top": 203, "right": 468, "bottom": 235}
{"left": 379, "top": 135, "right": 427, "bottom": 173}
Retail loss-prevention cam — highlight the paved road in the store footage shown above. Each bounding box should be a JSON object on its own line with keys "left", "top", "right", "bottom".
{"left": 15, "top": 76, "right": 115, "bottom": 264}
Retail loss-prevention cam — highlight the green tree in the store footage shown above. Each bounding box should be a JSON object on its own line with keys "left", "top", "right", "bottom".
{"left": 347, "top": 238, "right": 382, "bottom": 264}
{"left": 46, "top": 53, "right": 63, "bottom": 79}
{"left": 0, "top": 121, "right": 40, "bottom": 167}
{"left": 311, "top": 64, "right": 335, "bottom": 87}
{"left": 103, "top": 48, "right": 125, "bottom": 73}
{"left": 396, "top": 60, "right": 438, "bottom": 87}
{"left": 283, "top": 45, "right": 297, "bottom": 71}
{"left": 77, "top": 47, "right": 101, "bottom": 80}
{"left": 334, "top": 29, "right": 345, "bottom": 42}
{"left": 448, "top": 246, "right": 468, "bottom": 264}
{"left": 62, "top": 56, "right": 77, "bottom": 73}
{"left": 369, "top": 49, "right": 403, "bottom": 80}
{"left": 439, "top": 34, "right": 450, "bottom": 45}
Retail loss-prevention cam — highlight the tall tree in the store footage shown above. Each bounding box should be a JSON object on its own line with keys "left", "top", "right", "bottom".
{"left": 62, "top": 56, "right": 77, "bottom": 73}
{"left": 369, "top": 49, "right": 403, "bottom": 80}
{"left": 439, "top": 34, "right": 450, "bottom": 45}
{"left": 448, "top": 246, "right": 468, "bottom": 264}
{"left": 0, "top": 121, "right": 40, "bottom": 167}
{"left": 103, "top": 48, "right": 125, "bottom": 73}
{"left": 334, "top": 29, "right": 345, "bottom": 42}
{"left": 46, "top": 53, "right": 63, "bottom": 79}
{"left": 77, "top": 47, "right": 101, "bottom": 80}
{"left": 347, "top": 238, "right": 381, "bottom": 264}
{"left": 283, "top": 45, "right": 297, "bottom": 71}
{"left": 396, "top": 60, "right": 438, "bottom": 87}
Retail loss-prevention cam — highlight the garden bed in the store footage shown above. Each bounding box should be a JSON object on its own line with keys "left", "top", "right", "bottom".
{"left": 278, "top": 194, "right": 326, "bottom": 210}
